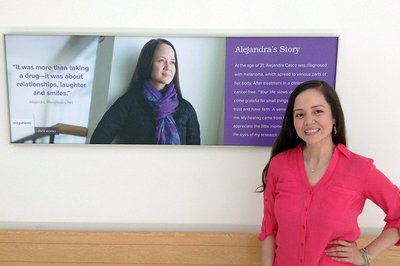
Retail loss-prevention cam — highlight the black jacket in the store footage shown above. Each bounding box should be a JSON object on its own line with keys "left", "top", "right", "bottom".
{"left": 90, "top": 89, "right": 200, "bottom": 144}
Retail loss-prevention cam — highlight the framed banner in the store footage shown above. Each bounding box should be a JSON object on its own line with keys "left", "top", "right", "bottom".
{"left": 4, "top": 35, "right": 338, "bottom": 146}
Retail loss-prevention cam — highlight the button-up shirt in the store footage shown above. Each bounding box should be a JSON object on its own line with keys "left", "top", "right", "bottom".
{"left": 259, "top": 144, "right": 400, "bottom": 265}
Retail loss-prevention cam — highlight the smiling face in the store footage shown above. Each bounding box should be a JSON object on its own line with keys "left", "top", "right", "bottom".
{"left": 293, "top": 88, "right": 336, "bottom": 146}
{"left": 150, "top": 43, "right": 176, "bottom": 90}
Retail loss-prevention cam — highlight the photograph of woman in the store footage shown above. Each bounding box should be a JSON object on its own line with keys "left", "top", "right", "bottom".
{"left": 90, "top": 38, "right": 200, "bottom": 145}
{"left": 259, "top": 80, "right": 400, "bottom": 265}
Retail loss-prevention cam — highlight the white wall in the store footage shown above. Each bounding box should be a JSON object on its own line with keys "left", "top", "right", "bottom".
{"left": 1, "top": 0, "right": 399, "bottom": 233}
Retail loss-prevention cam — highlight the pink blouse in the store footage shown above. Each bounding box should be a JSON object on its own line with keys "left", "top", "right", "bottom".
{"left": 259, "top": 144, "right": 400, "bottom": 265}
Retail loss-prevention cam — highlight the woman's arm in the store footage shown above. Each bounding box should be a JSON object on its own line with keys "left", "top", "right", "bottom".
{"left": 364, "top": 227, "right": 400, "bottom": 261}
{"left": 90, "top": 93, "right": 132, "bottom": 144}
{"left": 181, "top": 100, "right": 200, "bottom": 144}
{"left": 360, "top": 160, "right": 400, "bottom": 261}
{"left": 261, "top": 235, "right": 276, "bottom": 266}
{"left": 326, "top": 228, "right": 400, "bottom": 265}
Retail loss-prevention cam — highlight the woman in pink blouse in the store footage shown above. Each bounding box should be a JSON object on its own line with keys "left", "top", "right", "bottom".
{"left": 259, "top": 80, "right": 400, "bottom": 265}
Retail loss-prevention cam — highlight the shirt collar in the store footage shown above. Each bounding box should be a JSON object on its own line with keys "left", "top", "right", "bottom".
{"left": 336, "top": 143, "right": 351, "bottom": 159}
{"left": 297, "top": 143, "right": 351, "bottom": 159}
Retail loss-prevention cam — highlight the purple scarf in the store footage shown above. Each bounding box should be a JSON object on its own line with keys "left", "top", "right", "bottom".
{"left": 143, "top": 82, "right": 181, "bottom": 144}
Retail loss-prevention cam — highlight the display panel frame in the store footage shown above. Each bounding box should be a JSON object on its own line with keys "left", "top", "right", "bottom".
{"left": 4, "top": 34, "right": 338, "bottom": 146}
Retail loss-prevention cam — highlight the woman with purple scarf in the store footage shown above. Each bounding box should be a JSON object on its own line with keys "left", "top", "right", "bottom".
{"left": 90, "top": 39, "right": 200, "bottom": 145}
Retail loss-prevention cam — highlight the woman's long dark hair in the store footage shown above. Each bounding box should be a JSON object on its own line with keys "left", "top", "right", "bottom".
{"left": 258, "top": 80, "right": 347, "bottom": 192}
{"left": 128, "top": 38, "right": 183, "bottom": 98}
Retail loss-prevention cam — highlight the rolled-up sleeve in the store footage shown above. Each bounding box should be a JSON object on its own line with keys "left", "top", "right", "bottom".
{"left": 365, "top": 162, "right": 400, "bottom": 246}
{"left": 258, "top": 159, "right": 279, "bottom": 241}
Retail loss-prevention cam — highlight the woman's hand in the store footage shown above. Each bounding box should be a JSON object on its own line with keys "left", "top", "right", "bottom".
{"left": 325, "top": 239, "right": 365, "bottom": 265}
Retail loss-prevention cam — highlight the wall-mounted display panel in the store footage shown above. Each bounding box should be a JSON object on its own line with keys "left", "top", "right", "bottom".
{"left": 4, "top": 35, "right": 338, "bottom": 146}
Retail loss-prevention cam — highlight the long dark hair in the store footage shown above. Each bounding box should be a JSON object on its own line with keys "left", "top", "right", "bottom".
{"left": 259, "top": 80, "right": 347, "bottom": 192}
{"left": 128, "top": 38, "right": 183, "bottom": 98}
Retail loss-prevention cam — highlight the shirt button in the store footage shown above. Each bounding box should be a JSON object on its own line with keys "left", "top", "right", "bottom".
{"left": 300, "top": 258, "right": 303, "bottom": 263}
{"left": 301, "top": 242, "right": 305, "bottom": 247}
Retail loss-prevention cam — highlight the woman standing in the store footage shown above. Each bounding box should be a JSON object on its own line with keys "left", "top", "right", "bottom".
{"left": 90, "top": 38, "right": 200, "bottom": 145}
{"left": 259, "top": 80, "right": 400, "bottom": 265}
